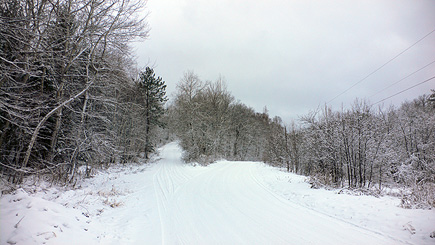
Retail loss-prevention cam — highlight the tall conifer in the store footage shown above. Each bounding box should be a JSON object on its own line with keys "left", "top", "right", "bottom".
{"left": 138, "top": 67, "right": 168, "bottom": 158}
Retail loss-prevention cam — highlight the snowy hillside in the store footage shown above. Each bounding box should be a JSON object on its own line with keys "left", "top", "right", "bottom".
{"left": 1, "top": 142, "right": 434, "bottom": 244}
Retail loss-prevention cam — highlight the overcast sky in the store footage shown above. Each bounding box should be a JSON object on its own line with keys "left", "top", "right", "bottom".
{"left": 135, "top": 0, "right": 435, "bottom": 123}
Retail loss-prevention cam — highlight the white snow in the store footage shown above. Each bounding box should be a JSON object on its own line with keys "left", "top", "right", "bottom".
{"left": 1, "top": 142, "right": 434, "bottom": 244}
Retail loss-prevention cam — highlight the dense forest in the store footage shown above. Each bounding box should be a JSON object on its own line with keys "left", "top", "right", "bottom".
{"left": 1, "top": 0, "right": 434, "bottom": 209}
{"left": 0, "top": 0, "right": 167, "bottom": 184}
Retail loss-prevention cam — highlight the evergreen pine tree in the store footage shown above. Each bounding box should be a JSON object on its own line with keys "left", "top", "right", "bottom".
{"left": 138, "top": 67, "right": 168, "bottom": 159}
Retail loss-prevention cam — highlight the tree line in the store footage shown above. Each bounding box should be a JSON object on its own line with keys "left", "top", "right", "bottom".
{"left": 0, "top": 0, "right": 167, "bottom": 184}
{"left": 168, "top": 71, "right": 435, "bottom": 208}
{"left": 295, "top": 96, "right": 434, "bottom": 208}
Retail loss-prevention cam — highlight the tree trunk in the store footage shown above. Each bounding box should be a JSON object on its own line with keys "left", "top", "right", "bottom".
{"left": 284, "top": 126, "right": 290, "bottom": 172}
{"left": 48, "top": 80, "right": 65, "bottom": 162}
{"left": 0, "top": 121, "right": 10, "bottom": 149}
{"left": 144, "top": 95, "right": 151, "bottom": 159}
{"left": 233, "top": 128, "right": 239, "bottom": 158}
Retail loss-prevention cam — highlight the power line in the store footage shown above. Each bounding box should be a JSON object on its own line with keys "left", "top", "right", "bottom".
{"left": 369, "top": 59, "right": 435, "bottom": 99}
{"left": 327, "top": 28, "right": 435, "bottom": 104}
{"left": 371, "top": 75, "right": 435, "bottom": 106}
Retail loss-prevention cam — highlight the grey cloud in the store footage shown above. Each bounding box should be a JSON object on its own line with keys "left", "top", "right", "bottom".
{"left": 136, "top": 0, "right": 435, "bottom": 123}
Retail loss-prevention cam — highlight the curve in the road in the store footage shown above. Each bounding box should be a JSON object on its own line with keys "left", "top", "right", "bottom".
{"left": 150, "top": 143, "right": 402, "bottom": 245}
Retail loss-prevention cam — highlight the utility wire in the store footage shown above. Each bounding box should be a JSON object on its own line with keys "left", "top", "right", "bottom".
{"left": 371, "top": 75, "right": 435, "bottom": 106}
{"left": 327, "top": 28, "right": 435, "bottom": 104}
{"left": 369, "top": 59, "right": 435, "bottom": 98}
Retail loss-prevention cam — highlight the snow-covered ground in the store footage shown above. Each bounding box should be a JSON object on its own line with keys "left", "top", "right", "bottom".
{"left": 1, "top": 142, "right": 434, "bottom": 244}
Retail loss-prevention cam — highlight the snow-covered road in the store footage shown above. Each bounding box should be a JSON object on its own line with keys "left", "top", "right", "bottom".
{"left": 2, "top": 142, "right": 434, "bottom": 244}
{"left": 126, "top": 142, "right": 402, "bottom": 244}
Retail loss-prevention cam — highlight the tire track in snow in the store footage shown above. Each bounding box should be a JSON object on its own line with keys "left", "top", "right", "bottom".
{"left": 152, "top": 142, "right": 196, "bottom": 244}
{"left": 152, "top": 162, "right": 168, "bottom": 244}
